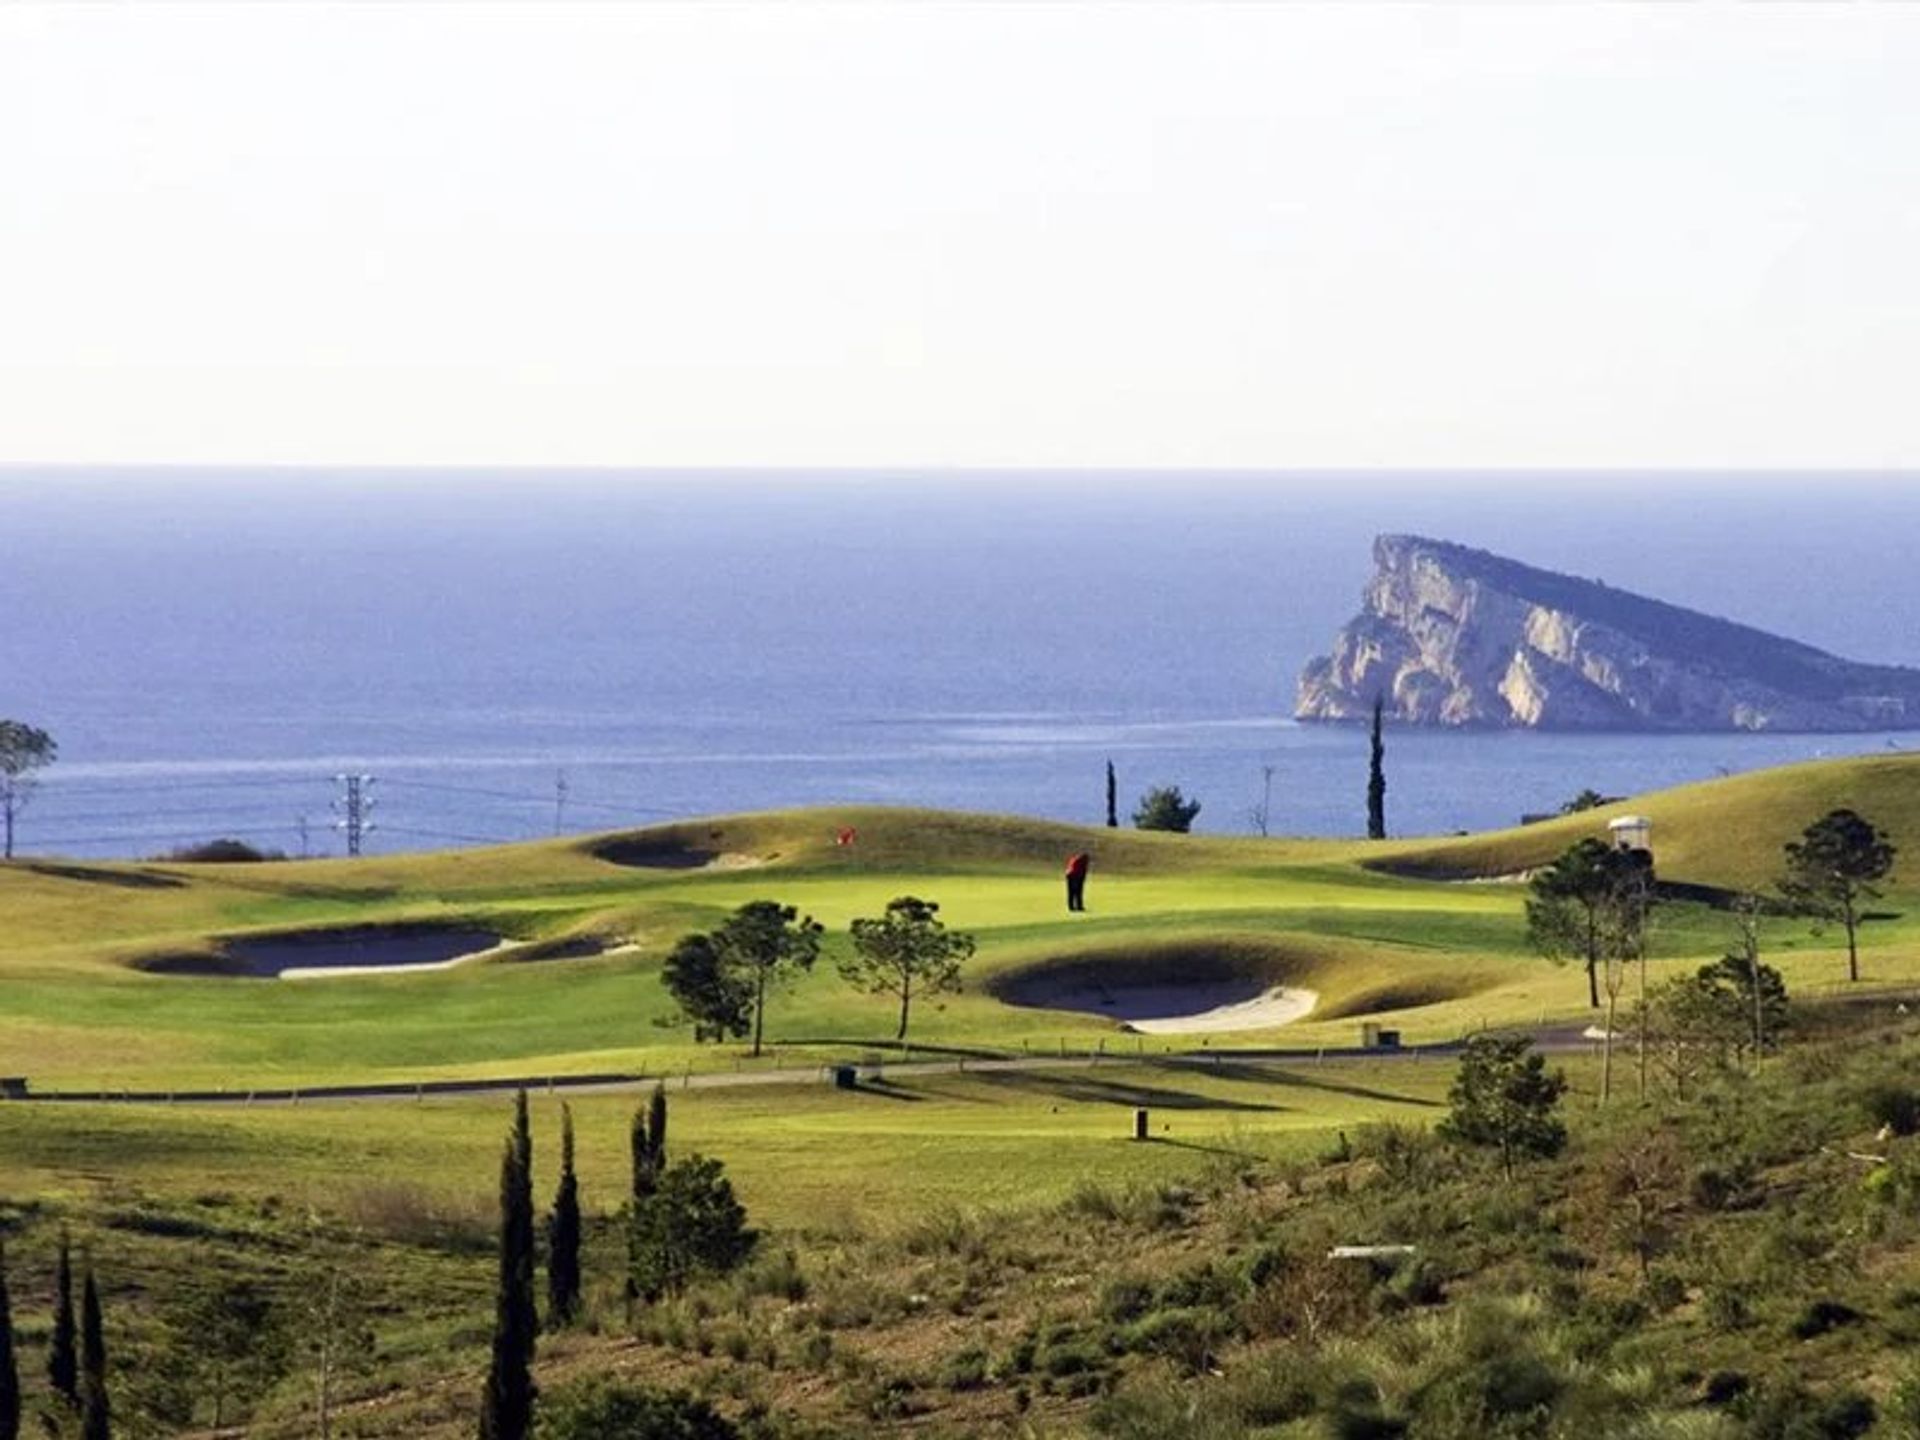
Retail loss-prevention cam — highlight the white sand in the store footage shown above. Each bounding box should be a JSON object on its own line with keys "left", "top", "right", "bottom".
{"left": 279, "top": 939, "right": 517, "bottom": 980}
{"left": 1124, "top": 986, "right": 1319, "bottom": 1035}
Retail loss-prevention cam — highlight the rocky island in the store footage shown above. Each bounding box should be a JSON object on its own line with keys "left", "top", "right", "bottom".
{"left": 1297, "top": 534, "right": 1920, "bottom": 732}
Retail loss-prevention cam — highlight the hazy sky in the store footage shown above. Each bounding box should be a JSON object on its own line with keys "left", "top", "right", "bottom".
{"left": 4, "top": 4, "right": 1917, "bottom": 470}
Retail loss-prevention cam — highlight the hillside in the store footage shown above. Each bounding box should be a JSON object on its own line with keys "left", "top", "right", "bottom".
{"left": 1377, "top": 752, "right": 1920, "bottom": 894}
{"left": 1298, "top": 534, "right": 1920, "bottom": 731}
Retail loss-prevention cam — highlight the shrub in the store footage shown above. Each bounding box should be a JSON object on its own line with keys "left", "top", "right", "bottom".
{"left": 845, "top": 1369, "right": 919, "bottom": 1421}
{"left": 1382, "top": 1256, "right": 1447, "bottom": 1310}
{"left": 1039, "top": 1339, "right": 1105, "bottom": 1379}
{"left": 1689, "top": 1164, "right": 1754, "bottom": 1212}
{"left": 1132, "top": 785, "right": 1202, "bottom": 833}
{"left": 1115, "top": 1306, "right": 1229, "bottom": 1374}
{"left": 1702, "top": 1371, "right": 1750, "bottom": 1406}
{"left": 796, "top": 1332, "right": 833, "bottom": 1371}
{"left": 1864, "top": 1084, "right": 1920, "bottom": 1137}
{"left": 1097, "top": 1275, "right": 1155, "bottom": 1324}
{"left": 631, "top": 1156, "right": 757, "bottom": 1301}
{"left": 1058, "top": 1179, "right": 1194, "bottom": 1230}
{"left": 896, "top": 1205, "right": 985, "bottom": 1260}
{"left": 1702, "top": 1284, "right": 1751, "bottom": 1332}
{"left": 1157, "top": 1260, "right": 1242, "bottom": 1311}
{"left": 161, "top": 838, "right": 288, "bottom": 863}
{"left": 1885, "top": 1368, "right": 1920, "bottom": 1434}
{"left": 939, "top": 1347, "right": 989, "bottom": 1392}
{"left": 1645, "top": 1268, "right": 1687, "bottom": 1313}
{"left": 1790, "top": 1299, "right": 1863, "bottom": 1340}
{"left": 1740, "top": 1382, "right": 1875, "bottom": 1440}
{"left": 1410, "top": 1350, "right": 1561, "bottom": 1434}
{"left": 737, "top": 1247, "right": 807, "bottom": 1304}
{"left": 537, "top": 1380, "right": 738, "bottom": 1440}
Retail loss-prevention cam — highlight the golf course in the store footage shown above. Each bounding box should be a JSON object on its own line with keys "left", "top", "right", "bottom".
{"left": 4, "top": 752, "right": 1918, "bottom": 1093}
{"left": 2, "top": 751, "right": 1918, "bottom": 1437}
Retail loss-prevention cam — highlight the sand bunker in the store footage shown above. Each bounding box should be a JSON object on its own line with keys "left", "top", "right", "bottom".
{"left": 590, "top": 826, "right": 771, "bottom": 872}
{"left": 991, "top": 940, "right": 1321, "bottom": 1036}
{"left": 1005, "top": 977, "right": 1318, "bottom": 1035}
{"left": 145, "top": 925, "right": 505, "bottom": 980}
{"left": 1125, "top": 986, "right": 1318, "bottom": 1035}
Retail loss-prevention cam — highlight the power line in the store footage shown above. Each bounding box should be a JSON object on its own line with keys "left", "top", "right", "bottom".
{"left": 379, "top": 777, "right": 549, "bottom": 803}
{"left": 378, "top": 823, "right": 514, "bottom": 846}
{"left": 30, "top": 825, "right": 297, "bottom": 848}
{"left": 41, "top": 775, "right": 320, "bottom": 798}
{"left": 379, "top": 774, "right": 689, "bottom": 818}
{"left": 33, "top": 802, "right": 326, "bottom": 825}
{"left": 552, "top": 795, "right": 690, "bottom": 818}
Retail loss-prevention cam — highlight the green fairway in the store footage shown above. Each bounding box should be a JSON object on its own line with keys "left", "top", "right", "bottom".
{"left": 0, "top": 1057, "right": 1453, "bottom": 1233}
{"left": 2, "top": 756, "right": 1919, "bottom": 1091}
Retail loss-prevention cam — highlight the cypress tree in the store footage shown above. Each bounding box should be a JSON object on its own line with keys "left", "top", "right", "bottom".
{"left": 647, "top": 1084, "right": 667, "bottom": 1178}
{"left": 0, "top": 1238, "right": 19, "bottom": 1440}
{"left": 547, "top": 1103, "right": 582, "bottom": 1327}
{"left": 1366, "top": 695, "right": 1387, "bottom": 841}
{"left": 1104, "top": 760, "right": 1118, "bottom": 829}
{"left": 47, "top": 1230, "right": 75, "bottom": 1406}
{"left": 626, "top": 1087, "right": 669, "bottom": 1318}
{"left": 479, "top": 1092, "right": 537, "bottom": 1440}
{"left": 79, "top": 1266, "right": 107, "bottom": 1440}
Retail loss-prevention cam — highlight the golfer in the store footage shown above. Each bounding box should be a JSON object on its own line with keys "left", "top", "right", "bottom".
{"left": 1065, "top": 851, "right": 1091, "bottom": 912}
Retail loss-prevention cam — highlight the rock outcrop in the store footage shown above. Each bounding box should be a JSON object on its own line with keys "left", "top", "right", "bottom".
{"left": 1296, "top": 535, "right": 1920, "bottom": 732}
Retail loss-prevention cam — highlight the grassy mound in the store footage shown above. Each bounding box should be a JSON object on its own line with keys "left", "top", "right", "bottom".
{"left": 1375, "top": 753, "right": 1920, "bottom": 893}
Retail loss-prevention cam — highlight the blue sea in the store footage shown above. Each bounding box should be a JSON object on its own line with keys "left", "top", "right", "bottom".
{"left": 2, "top": 471, "right": 1916, "bottom": 859}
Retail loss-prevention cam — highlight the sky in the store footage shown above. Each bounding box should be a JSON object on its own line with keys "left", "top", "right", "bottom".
{"left": 4, "top": 3, "right": 1918, "bottom": 471}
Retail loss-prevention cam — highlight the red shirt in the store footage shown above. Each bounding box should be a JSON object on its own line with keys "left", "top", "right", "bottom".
{"left": 1065, "top": 852, "right": 1090, "bottom": 878}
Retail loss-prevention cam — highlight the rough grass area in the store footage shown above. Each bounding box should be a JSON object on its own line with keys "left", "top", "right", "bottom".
{"left": 2, "top": 1013, "right": 1918, "bottom": 1438}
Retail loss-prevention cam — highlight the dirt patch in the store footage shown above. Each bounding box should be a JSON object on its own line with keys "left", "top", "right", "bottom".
{"left": 137, "top": 924, "right": 502, "bottom": 980}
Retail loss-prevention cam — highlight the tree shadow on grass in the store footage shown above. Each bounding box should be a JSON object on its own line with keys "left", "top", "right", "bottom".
{"left": 1144, "top": 1136, "right": 1266, "bottom": 1162}
{"left": 1143, "top": 1058, "right": 1444, "bottom": 1110}
{"left": 782, "top": 1038, "right": 1012, "bottom": 1061}
{"left": 965, "top": 1069, "right": 1290, "bottom": 1113}
{"left": 23, "top": 862, "right": 187, "bottom": 890}
{"left": 848, "top": 1078, "right": 926, "bottom": 1103}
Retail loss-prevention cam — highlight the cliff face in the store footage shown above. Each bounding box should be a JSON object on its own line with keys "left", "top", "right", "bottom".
{"left": 1296, "top": 536, "right": 1920, "bottom": 732}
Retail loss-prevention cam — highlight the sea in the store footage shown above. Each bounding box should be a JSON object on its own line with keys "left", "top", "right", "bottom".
{"left": 2, "top": 471, "right": 1917, "bottom": 860}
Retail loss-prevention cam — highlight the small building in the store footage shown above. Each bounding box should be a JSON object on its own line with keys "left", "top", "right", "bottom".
{"left": 1608, "top": 815, "right": 1652, "bottom": 856}
{"left": 1359, "top": 1023, "right": 1402, "bottom": 1050}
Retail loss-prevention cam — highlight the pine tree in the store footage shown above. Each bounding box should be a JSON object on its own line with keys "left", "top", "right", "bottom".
{"left": 0, "top": 1237, "right": 19, "bottom": 1440}
{"left": 47, "top": 1230, "right": 76, "bottom": 1407}
{"left": 79, "top": 1266, "right": 108, "bottom": 1440}
{"left": 547, "top": 1104, "right": 582, "bottom": 1328}
{"left": 479, "top": 1092, "right": 537, "bottom": 1440}
{"left": 1366, "top": 695, "right": 1387, "bottom": 841}
{"left": 1104, "top": 760, "right": 1118, "bottom": 829}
